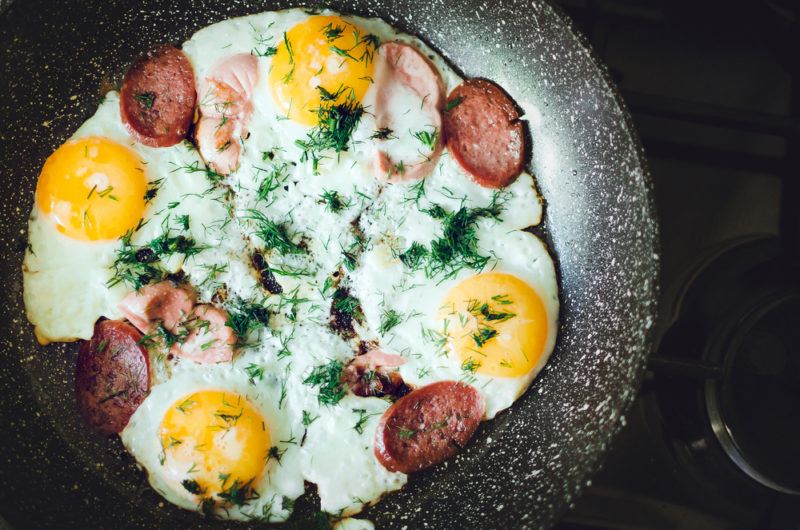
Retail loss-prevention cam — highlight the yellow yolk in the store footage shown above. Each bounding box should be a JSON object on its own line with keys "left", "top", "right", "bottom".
{"left": 439, "top": 272, "right": 549, "bottom": 378}
{"left": 35, "top": 136, "right": 147, "bottom": 241}
{"left": 269, "top": 15, "right": 376, "bottom": 125}
{"left": 159, "top": 390, "right": 270, "bottom": 502}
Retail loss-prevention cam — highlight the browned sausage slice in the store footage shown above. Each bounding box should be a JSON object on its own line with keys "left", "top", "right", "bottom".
{"left": 443, "top": 79, "right": 525, "bottom": 188}
{"left": 75, "top": 320, "right": 150, "bottom": 435}
{"left": 119, "top": 45, "right": 196, "bottom": 147}
{"left": 374, "top": 380, "right": 485, "bottom": 473}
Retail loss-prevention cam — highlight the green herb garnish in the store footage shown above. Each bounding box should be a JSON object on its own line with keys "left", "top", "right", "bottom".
{"left": 134, "top": 91, "right": 156, "bottom": 109}
{"left": 303, "top": 360, "right": 346, "bottom": 405}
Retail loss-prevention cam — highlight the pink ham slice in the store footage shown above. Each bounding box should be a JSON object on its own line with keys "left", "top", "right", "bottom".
{"left": 195, "top": 53, "right": 258, "bottom": 176}
{"left": 170, "top": 304, "right": 236, "bottom": 364}
{"left": 349, "top": 348, "right": 407, "bottom": 370}
{"left": 118, "top": 281, "right": 196, "bottom": 334}
{"left": 345, "top": 348, "right": 410, "bottom": 399}
{"left": 373, "top": 42, "right": 445, "bottom": 182}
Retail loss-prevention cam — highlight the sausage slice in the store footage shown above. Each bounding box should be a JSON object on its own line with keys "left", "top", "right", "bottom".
{"left": 374, "top": 380, "right": 485, "bottom": 473}
{"left": 75, "top": 320, "right": 150, "bottom": 435}
{"left": 443, "top": 79, "right": 525, "bottom": 188}
{"left": 120, "top": 45, "right": 196, "bottom": 147}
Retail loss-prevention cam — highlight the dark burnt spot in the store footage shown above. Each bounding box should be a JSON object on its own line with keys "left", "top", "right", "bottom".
{"left": 135, "top": 247, "right": 157, "bottom": 263}
{"left": 251, "top": 250, "right": 283, "bottom": 294}
{"left": 211, "top": 286, "right": 228, "bottom": 305}
{"left": 357, "top": 339, "right": 379, "bottom": 356}
{"left": 329, "top": 287, "right": 362, "bottom": 339}
{"left": 165, "top": 270, "right": 186, "bottom": 284}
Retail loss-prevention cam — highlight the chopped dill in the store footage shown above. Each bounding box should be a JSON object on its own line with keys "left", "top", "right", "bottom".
{"left": 283, "top": 31, "right": 294, "bottom": 64}
{"left": 241, "top": 209, "right": 305, "bottom": 255}
{"left": 466, "top": 297, "right": 516, "bottom": 323}
{"left": 252, "top": 46, "right": 277, "bottom": 57}
{"left": 108, "top": 229, "right": 206, "bottom": 289}
{"left": 398, "top": 241, "right": 428, "bottom": 271}
{"left": 144, "top": 178, "right": 163, "bottom": 203}
{"left": 422, "top": 196, "right": 508, "bottom": 279}
{"left": 334, "top": 294, "right": 364, "bottom": 321}
{"left": 329, "top": 44, "right": 358, "bottom": 61}
{"left": 269, "top": 264, "right": 313, "bottom": 278}
{"left": 461, "top": 357, "right": 481, "bottom": 373}
{"left": 302, "top": 410, "right": 319, "bottom": 426}
{"left": 255, "top": 163, "right": 289, "bottom": 205}
{"left": 281, "top": 32, "right": 295, "bottom": 83}
{"left": 303, "top": 360, "right": 346, "bottom": 405}
{"left": 403, "top": 179, "right": 426, "bottom": 206}
{"left": 413, "top": 128, "right": 439, "bottom": 150}
{"left": 172, "top": 160, "right": 225, "bottom": 185}
{"left": 352, "top": 408, "right": 380, "bottom": 434}
{"left": 446, "top": 95, "right": 465, "bottom": 111}
{"left": 320, "top": 189, "right": 350, "bottom": 213}
{"left": 226, "top": 299, "right": 271, "bottom": 346}
{"left": 378, "top": 308, "right": 403, "bottom": 335}
{"left": 295, "top": 90, "right": 364, "bottom": 174}
{"left": 322, "top": 22, "right": 345, "bottom": 42}
{"left": 134, "top": 91, "right": 155, "bottom": 109}
{"left": 217, "top": 478, "right": 259, "bottom": 507}
{"left": 370, "top": 127, "right": 396, "bottom": 140}
{"left": 342, "top": 232, "right": 367, "bottom": 271}
{"left": 396, "top": 427, "right": 416, "bottom": 439}
{"left": 244, "top": 363, "right": 265, "bottom": 384}
{"left": 317, "top": 84, "right": 351, "bottom": 102}
{"left": 471, "top": 326, "right": 498, "bottom": 347}
{"left": 268, "top": 445, "right": 287, "bottom": 464}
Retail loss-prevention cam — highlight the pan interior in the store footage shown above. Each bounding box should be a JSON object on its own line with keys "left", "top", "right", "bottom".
{"left": 0, "top": 1, "right": 658, "bottom": 528}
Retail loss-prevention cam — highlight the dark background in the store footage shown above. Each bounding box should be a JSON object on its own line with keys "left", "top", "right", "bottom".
{"left": 552, "top": 1, "right": 800, "bottom": 529}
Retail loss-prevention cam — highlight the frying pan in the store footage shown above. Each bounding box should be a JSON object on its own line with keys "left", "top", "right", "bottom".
{"left": 0, "top": 0, "right": 659, "bottom": 528}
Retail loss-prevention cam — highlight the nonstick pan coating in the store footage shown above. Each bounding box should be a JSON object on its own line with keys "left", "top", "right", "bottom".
{"left": 0, "top": 1, "right": 658, "bottom": 528}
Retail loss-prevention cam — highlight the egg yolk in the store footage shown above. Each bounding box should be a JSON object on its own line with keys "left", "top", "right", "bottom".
{"left": 269, "top": 15, "right": 377, "bottom": 125}
{"left": 159, "top": 390, "right": 270, "bottom": 502}
{"left": 439, "top": 272, "right": 549, "bottom": 378}
{"left": 35, "top": 136, "right": 147, "bottom": 241}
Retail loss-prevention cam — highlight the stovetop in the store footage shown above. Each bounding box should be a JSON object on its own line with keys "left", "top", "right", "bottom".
{"left": 551, "top": 1, "right": 800, "bottom": 529}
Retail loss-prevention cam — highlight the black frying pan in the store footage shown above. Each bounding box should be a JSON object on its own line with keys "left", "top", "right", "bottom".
{"left": 0, "top": 0, "right": 659, "bottom": 528}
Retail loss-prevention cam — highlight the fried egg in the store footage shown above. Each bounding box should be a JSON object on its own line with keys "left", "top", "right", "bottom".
{"left": 351, "top": 227, "right": 558, "bottom": 419}
{"left": 23, "top": 93, "right": 236, "bottom": 343}
{"left": 121, "top": 365, "right": 305, "bottom": 521}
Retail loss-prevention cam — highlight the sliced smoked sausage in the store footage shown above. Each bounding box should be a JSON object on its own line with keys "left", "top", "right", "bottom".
{"left": 119, "top": 45, "right": 196, "bottom": 147}
{"left": 75, "top": 320, "right": 150, "bottom": 435}
{"left": 374, "top": 380, "right": 485, "bottom": 473}
{"left": 443, "top": 79, "right": 525, "bottom": 188}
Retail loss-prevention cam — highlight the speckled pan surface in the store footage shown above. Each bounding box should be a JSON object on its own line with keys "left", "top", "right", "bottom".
{"left": 0, "top": 0, "right": 658, "bottom": 528}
